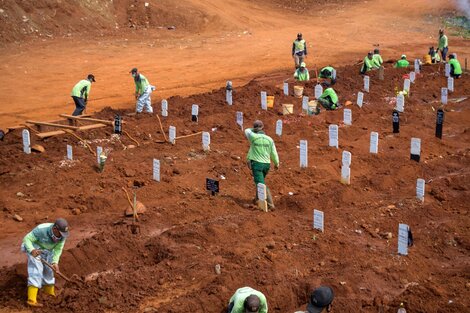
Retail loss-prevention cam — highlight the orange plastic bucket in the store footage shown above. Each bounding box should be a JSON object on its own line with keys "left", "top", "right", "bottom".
{"left": 267, "top": 96, "right": 275, "bottom": 108}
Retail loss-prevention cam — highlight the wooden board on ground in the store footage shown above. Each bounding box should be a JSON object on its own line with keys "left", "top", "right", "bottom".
{"left": 59, "top": 114, "right": 115, "bottom": 125}
{"left": 26, "top": 120, "right": 79, "bottom": 130}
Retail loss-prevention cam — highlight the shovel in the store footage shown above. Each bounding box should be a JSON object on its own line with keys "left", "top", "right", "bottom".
{"left": 35, "top": 255, "right": 83, "bottom": 286}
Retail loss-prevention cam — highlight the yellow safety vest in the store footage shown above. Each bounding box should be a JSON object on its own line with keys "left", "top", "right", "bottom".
{"left": 294, "top": 39, "right": 306, "bottom": 53}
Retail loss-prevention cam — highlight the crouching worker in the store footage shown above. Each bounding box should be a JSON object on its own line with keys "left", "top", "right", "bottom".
{"left": 394, "top": 55, "right": 410, "bottom": 68}
{"left": 318, "top": 82, "right": 339, "bottom": 110}
{"left": 228, "top": 286, "right": 268, "bottom": 313}
{"left": 448, "top": 54, "right": 462, "bottom": 79}
{"left": 21, "top": 218, "right": 70, "bottom": 307}
{"left": 301, "top": 286, "right": 335, "bottom": 313}
{"left": 319, "top": 66, "right": 336, "bottom": 84}
{"left": 294, "top": 62, "right": 310, "bottom": 81}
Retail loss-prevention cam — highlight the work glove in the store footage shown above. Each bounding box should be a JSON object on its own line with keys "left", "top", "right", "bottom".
{"left": 31, "top": 249, "right": 42, "bottom": 257}
{"left": 52, "top": 263, "right": 59, "bottom": 272}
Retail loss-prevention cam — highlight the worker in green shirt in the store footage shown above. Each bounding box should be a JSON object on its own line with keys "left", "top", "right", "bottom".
{"left": 360, "top": 51, "right": 375, "bottom": 74}
{"left": 318, "top": 82, "right": 339, "bottom": 110}
{"left": 428, "top": 46, "right": 441, "bottom": 64}
{"left": 436, "top": 29, "right": 448, "bottom": 61}
{"left": 228, "top": 286, "right": 268, "bottom": 313}
{"left": 130, "top": 67, "right": 155, "bottom": 113}
{"left": 372, "top": 48, "right": 383, "bottom": 67}
{"left": 448, "top": 54, "right": 462, "bottom": 79}
{"left": 292, "top": 33, "right": 307, "bottom": 69}
{"left": 21, "top": 218, "right": 70, "bottom": 307}
{"left": 245, "top": 120, "right": 279, "bottom": 210}
{"left": 294, "top": 62, "right": 310, "bottom": 81}
{"left": 319, "top": 66, "right": 336, "bottom": 84}
{"left": 70, "top": 74, "right": 95, "bottom": 116}
{"left": 394, "top": 55, "right": 410, "bottom": 68}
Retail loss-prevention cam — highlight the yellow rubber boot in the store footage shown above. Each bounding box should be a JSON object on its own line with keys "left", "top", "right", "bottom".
{"left": 43, "top": 285, "right": 55, "bottom": 297}
{"left": 27, "top": 286, "right": 43, "bottom": 307}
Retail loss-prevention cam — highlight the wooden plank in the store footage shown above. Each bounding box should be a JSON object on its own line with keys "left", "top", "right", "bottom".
{"left": 78, "top": 123, "right": 107, "bottom": 131}
{"left": 7, "top": 125, "right": 24, "bottom": 131}
{"left": 26, "top": 120, "right": 79, "bottom": 130}
{"left": 59, "top": 114, "right": 114, "bottom": 126}
{"left": 36, "top": 130, "right": 66, "bottom": 139}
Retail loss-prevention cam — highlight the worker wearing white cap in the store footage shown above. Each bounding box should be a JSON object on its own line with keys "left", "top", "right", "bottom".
{"left": 394, "top": 55, "right": 410, "bottom": 68}
{"left": 294, "top": 62, "right": 310, "bottom": 81}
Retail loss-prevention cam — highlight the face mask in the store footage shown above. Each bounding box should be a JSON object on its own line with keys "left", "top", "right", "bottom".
{"left": 132, "top": 73, "right": 136, "bottom": 78}
{"left": 51, "top": 227, "right": 62, "bottom": 242}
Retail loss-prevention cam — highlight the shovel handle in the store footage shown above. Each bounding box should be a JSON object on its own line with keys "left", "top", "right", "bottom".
{"left": 40, "top": 258, "right": 72, "bottom": 282}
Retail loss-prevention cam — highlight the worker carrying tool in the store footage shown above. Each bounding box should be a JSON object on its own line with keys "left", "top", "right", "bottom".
{"left": 372, "top": 48, "right": 383, "bottom": 67}
{"left": 394, "top": 55, "right": 410, "bottom": 68}
{"left": 245, "top": 120, "right": 279, "bottom": 210}
{"left": 130, "top": 67, "right": 155, "bottom": 113}
{"left": 318, "top": 66, "right": 336, "bottom": 84}
{"left": 71, "top": 74, "right": 95, "bottom": 116}
{"left": 294, "top": 62, "right": 310, "bottom": 81}
{"left": 301, "top": 286, "right": 335, "bottom": 313}
{"left": 318, "top": 82, "right": 339, "bottom": 110}
{"left": 437, "top": 28, "right": 448, "bottom": 61}
{"left": 228, "top": 286, "right": 268, "bottom": 313}
{"left": 21, "top": 218, "right": 70, "bottom": 307}
{"left": 448, "top": 54, "right": 462, "bottom": 79}
{"left": 292, "top": 33, "right": 307, "bottom": 69}
{"left": 360, "top": 51, "right": 375, "bottom": 74}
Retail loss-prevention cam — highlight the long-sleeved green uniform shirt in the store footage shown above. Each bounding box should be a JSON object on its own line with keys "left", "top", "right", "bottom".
{"left": 320, "top": 87, "right": 338, "bottom": 105}
{"left": 362, "top": 56, "right": 375, "bottom": 72}
{"left": 294, "top": 68, "right": 310, "bottom": 81}
{"left": 319, "top": 66, "right": 335, "bottom": 78}
{"left": 23, "top": 223, "right": 66, "bottom": 264}
{"left": 372, "top": 54, "right": 383, "bottom": 67}
{"left": 134, "top": 74, "right": 150, "bottom": 95}
{"left": 245, "top": 128, "right": 279, "bottom": 166}
{"left": 438, "top": 35, "right": 448, "bottom": 50}
{"left": 449, "top": 59, "right": 462, "bottom": 75}
{"left": 229, "top": 287, "right": 268, "bottom": 313}
{"left": 71, "top": 79, "right": 91, "bottom": 99}
{"left": 394, "top": 59, "right": 409, "bottom": 68}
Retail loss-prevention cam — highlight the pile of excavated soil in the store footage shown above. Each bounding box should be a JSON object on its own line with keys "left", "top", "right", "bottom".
{"left": 0, "top": 62, "right": 469, "bottom": 313}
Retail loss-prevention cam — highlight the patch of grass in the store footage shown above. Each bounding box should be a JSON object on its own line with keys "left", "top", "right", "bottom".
{"left": 445, "top": 16, "right": 470, "bottom": 39}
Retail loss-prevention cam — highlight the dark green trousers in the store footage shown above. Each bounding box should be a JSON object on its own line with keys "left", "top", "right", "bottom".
{"left": 251, "top": 160, "right": 270, "bottom": 186}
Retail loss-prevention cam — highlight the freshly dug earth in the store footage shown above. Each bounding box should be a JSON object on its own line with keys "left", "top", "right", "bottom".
{"left": 0, "top": 63, "right": 469, "bottom": 313}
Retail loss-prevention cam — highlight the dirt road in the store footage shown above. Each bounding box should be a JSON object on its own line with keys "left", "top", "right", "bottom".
{"left": 0, "top": 0, "right": 464, "bottom": 127}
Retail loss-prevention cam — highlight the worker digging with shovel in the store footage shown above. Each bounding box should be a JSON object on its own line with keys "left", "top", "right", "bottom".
{"left": 21, "top": 218, "right": 70, "bottom": 307}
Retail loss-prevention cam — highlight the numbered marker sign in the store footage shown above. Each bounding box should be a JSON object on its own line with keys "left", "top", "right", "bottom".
{"left": 275, "top": 120, "right": 282, "bottom": 136}
{"left": 414, "top": 59, "right": 420, "bottom": 74}
{"left": 410, "top": 137, "right": 421, "bottom": 162}
{"left": 332, "top": 69, "right": 337, "bottom": 80}
{"left": 370, "top": 132, "right": 379, "bottom": 154}
{"left": 435, "top": 109, "right": 444, "bottom": 139}
{"left": 161, "top": 99, "right": 168, "bottom": 117}
{"left": 441, "top": 88, "right": 448, "bottom": 105}
{"left": 403, "top": 79, "right": 411, "bottom": 93}
{"left": 364, "top": 76, "right": 370, "bottom": 92}
{"left": 257, "top": 183, "right": 266, "bottom": 201}
{"left": 396, "top": 94, "right": 405, "bottom": 113}
{"left": 343, "top": 109, "right": 352, "bottom": 126}
{"left": 398, "top": 223, "right": 409, "bottom": 255}
{"left": 342, "top": 151, "right": 351, "bottom": 167}
{"left": 226, "top": 82, "right": 233, "bottom": 105}
{"left": 329, "top": 124, "right": 339, "bottom": 148}
{"left": 314, "top": 84, "right": 323, "bottom": 99}
{"left": 202, "top": 132, "right": 210, "bottom": 151}
{"left": 357, "top": 92, "right": 364, "bottom": 108}
{"left": 416, "top": 178, "right": 425, "bottom": 202}
{"left": 445, "top": 63, "right": 450, "bottom": 77}
{"left": 96, "top": 146, "right": 103, "bottom": 164}
{"left": 66, "top": 145, "right": 73, "bottom": 160}
{"left": 236, "top": 112, "right": 243, "bottom": 129}
{"left": 283, "top": 82, "right": 289, "bottom": 96}
{"left": 302, "top": 96, "right": 309, "bottom": 112}
{"left": 341, "top": 165, "right": 350, "bottom": 185}
{"left": 260, "top": 91, "right": 267, "bottom": 110}
{"left": 22, "top": 129, "right": 31, "bottom": 154}
{"left": 392, "top": 110, "right": 400, "bottom": 133}
{"left": 299, "top": 140, "right": 308, "bottom": 168}
{"left": 152, "top": 159, "right": 160, "bottom": 182}
{"left": 409, "top": 71, "right": 416, "bottom": 83}
{"left": 313, "top": 209, "right": 324, "bottom": 232}
{"left": 447, "top": 77, "right": 454, "bottom": 93}
{"left": 169, "top": 126, "right": 176, "bottom": 144}
{"left": 191, "top": 104, "right": 199, "bottom": 122}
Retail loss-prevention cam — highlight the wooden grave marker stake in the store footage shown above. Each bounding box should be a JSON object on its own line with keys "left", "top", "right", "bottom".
{"left": 302, "top": 96, "right": 309, "bottom": 113}
{"left": 260, "top": 91, "right": 267, "bottom": 110}
{"left": 441, "top": 87, "right": 448, "bottom": 105}
{"left": 299, "top": 140, "right": 308, "bottom": 168}
{"left": 257, "top": 183, "right": 268, "bottom": 212}
{"left": 343, "top": 109, "right": 352, "bottom": 126}
{"left": 392, "top": 110, "right": 400, "bottom": 133}
{"left": 236, "top": 112, "right": 243, "bottom": 130}
{"left": 66, "top": 145, "right": 73, "bottom": 160}
{"left": 435, "top": 109, "right": 444, "bottom": 139}
{"left": 314, "top": 84, "right": 323, "bottom": 99}
{"left": 410, "top": 138, "right": 421, "bottom": 162}
{"left": 329, "top": 124, "right": 339, "bottom": 148}
{"left": 357, "top": 92, "right": 364, "bottom": 108}
{"left": 22, "top": 129, "right": 31, "bottom": 154}
{"left": 416, "top": 178, "right": 425, "bottom": 202}
{"left": 398, "top": 223, "right": 409, "bottom": 255}
{"left": 364, "top": 75, "right": 370, "bottom": 92}
{"left": 447, "top": 77, "right": 454, "bottom": 93}
{"left": 153, "top": 159, "right": 160, "bottom": 182}
{"left": 396, "top": 94, "right": 405, "bottom": 113}
{"left": 370, "top": 132, "right": 379, "bottom": 154}
{"left": 275, "top": 120, "right": 282, "bottom": 137}
{"left": 283, "top": 82, "right": 289, "bottom": 96}
{"left": 191, "top": 104, "right": 199, "bottom": 122}
{"left": 161, "top": 100, "right": 168, "bottom": 117}
{"left": 313, "top": 209, "right": 324, "bottom": 232}
{"left": 169, "top": 126, "right": 176, "bottom": 144}
{"left": 202, "top": 131, "right": 210, "bottom": 151}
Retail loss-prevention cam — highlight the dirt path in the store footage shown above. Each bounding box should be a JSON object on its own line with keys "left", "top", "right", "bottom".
{"left": 0, "top": 0, "right": 462, "bottom": 127}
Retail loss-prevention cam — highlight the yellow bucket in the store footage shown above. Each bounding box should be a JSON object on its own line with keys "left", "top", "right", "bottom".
{"left": 423, "top": 54, "right": 432, "bottom": 65}
{"left": 282, "top": 104, "right": 294, "bottom": 115}
{"left": 294, "top": 86, "right": 304, "bottom": 98}
{"left": 308, "top": 100, "right": 318, "bottom": 115}
{"left": 267, "top": 96, "right": 275, "bottom": 108}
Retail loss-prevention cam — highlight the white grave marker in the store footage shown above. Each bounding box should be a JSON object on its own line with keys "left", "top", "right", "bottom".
{"left": 283, "top": 82, "right": 289, "bottom": 96}
{"left": 260, "top": 91, "right": 267, "bottom": 110}
{"left": 226, "top": 83, "right": 233, "bottom": 105}
{"left": 340, "top": 165, "right": 351, "bottom": 185}
{"left": 66, "top": 145, "right": 73, "bottom": 160}
{"left": 414, "top": 59, "right": 420, "bottom": 74}
{"left": 342, "top": 151, "right": 351, "bottom": 166}
{"left": 161, "top": 99, "right": 168, "bottom": 117}
{"left": 357, "top": 92, "right": 364, "bottom": 108}
{"left": 396, "top": 94, "right": 405, "bottom": 113}
{"left": 96, "top": 146, "right": 103, "bottom": 165}
{"left": 445, "top": 63, "right": 450, "bottom": 77}
{"left": 314, "top": 84, "right": 323, "bottom": 99}
{"left": 364, "top": 75, "right": 370, "bottom": 92}
{"left": 343, "top": 109, "right": 352, "bottom": 126}
{"left": 169, "top": 126, "right": 176, "bottom": 144}
{"left": 313, "top": 209, "right": 324, "bottom": 232}
{"left": 441, "top": 87, "right": 448, "bottom": 105}
{"left": 398, "top": 223, "right": 409, "bottom": 255}
{"left": 370, "top": 132, "right": 379, "bottom": 154}
{"left": 403, "top": 79, "right": 411, "bottom": 93}
{"left": 257, "top": 183, "right": 266, "bottom": 201}
{"left": 447, "top": 77, "right": 454, "bottom": 93}
{"left": 22, "top": 129, "right": 31, "bottom": 154}
{"left": 409, "top": 72, "right": 416, "bottom": 83}
{"left": 152, "top": 159, "right": 160, "bottom": 182}
{"left": 332, "top": 69, "right": 337, "bottom": 80}
{"left": 275, "top": 120, "right": 282, "bottom": 137}
{"left": 329, "top": 124, "right": 339, "bottom": 148}
{"left": 191, "top": 104, "right": 199, "bottom": 121}
{"left": 202, "top": 131, "right": 210, "bottom": 151}
{"left": 410, "top": 137, "right": 421, "bottom": 161}
{"left": 416, "top": 178, "right": 425, "bottom": 202}
{"left": 299, "top": 140, "right": 308, "bottom": 168}
{"left": 236, "top": 112, "right": 243, "bottom": 129}
{"left": 302, "top": 96, "right": 309, "bottom": 112}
